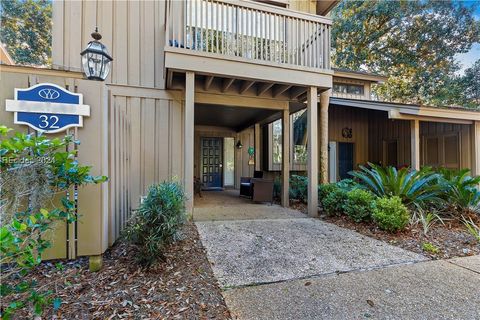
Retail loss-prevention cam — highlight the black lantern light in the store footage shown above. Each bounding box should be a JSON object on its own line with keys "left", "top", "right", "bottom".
{"left": 236, "top": 140, "right": 243, "bottom": 149}
{"left": 80, "top": 27, "right": 113, "bottom": 81}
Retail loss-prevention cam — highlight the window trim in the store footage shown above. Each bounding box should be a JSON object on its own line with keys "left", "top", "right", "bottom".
{"left": 333, "top": 82, "right": 365, "bottom": 96}
{"left": 267, "top": 110, "right": 308, "bottom": 171}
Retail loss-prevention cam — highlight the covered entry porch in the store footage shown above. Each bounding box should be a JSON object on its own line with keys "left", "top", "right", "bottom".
{"left": 176, "top": 71, "right": 331, "bottom": 217}
{"left": 193, "top": 189, "right": 305, "bottom": 221}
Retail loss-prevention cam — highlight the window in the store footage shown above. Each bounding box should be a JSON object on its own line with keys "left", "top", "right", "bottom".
{"left": 292, "top": 110, "right": 307, "bottom": 164}
{"left": 223, "top": 137, "right": 235, "bottom": 186}
{"left": 272, "top": 119, "right": 282, "bottom": 165}
{"left": 333, "top": 82, "right": 365, "bottom": 96}
{"left": 268, "top": 109, "right": 307, "bottom": 170}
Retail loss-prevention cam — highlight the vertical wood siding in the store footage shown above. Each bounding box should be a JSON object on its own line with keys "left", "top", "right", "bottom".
{"left": 368, "top": 110, "right": 411, "bottom": 167}
{"left": 420, "top": 121, "right": 471, "bottom": 169}
{"left": 52, "top": 0, "right": 166, "bottom": 88}
{"left": 109, "top": 93, "right": 184, "bottom": 227}
{"left": 328, "top": 105, "right": 369, "bottom": 168}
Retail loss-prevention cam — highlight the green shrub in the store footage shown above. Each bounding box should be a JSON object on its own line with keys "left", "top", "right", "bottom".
{"left": 343, "top": 189, "right": 375, "bottom": 222}
{"left": 321, "top": 185, "right": 348, "bottom": 216}
{"left": 289, "top": 174, "right": 308, "bottom": 202}
{"left": 273, "top": 176, "right": 281, "bottom": 199}
{"left": 318, "top": 183, "right": 339, "bottom": 200}
{"left": 349, "top": 163, "right": 442, "bottom": 209}
{"left": 437, "top": 168, "right": 480, "bottom": 215}
{"left": 336, "top": 179, "right": 357, "bottom": 192}
{"left": 0, "top": 127, "right": 107, "bottom": 318}
{"left": 372, "top": 196, "right": 410, "bottom": 232}
{"left": 125, "top": 181, "right": 186, "bottom": 266}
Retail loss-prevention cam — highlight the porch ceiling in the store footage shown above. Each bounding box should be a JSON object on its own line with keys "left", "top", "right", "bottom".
{"left": 195, "top": 104, "right": 278, "bottom": 132}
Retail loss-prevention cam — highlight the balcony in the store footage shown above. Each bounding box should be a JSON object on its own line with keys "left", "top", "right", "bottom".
{"left": 165, "top": 0, "right": 333, "bottom": 98}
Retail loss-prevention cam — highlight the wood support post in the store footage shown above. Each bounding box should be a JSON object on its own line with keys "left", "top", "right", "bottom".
{"left": 281, "top": 109, "right": 290, "bottom": 207}
{"left": 410, "top": 119, "right": 420, "bottom": 171}
{"left": 472, "top": 121, "right": 480, "bottom": 176}
{"left": 320, "top": 90, "right": 330, "bottom": 184}
{"left": 307, "top": 87, "right": 318, "bottom": 217}
{"left": 185, "top": 72, "right": 195, "bottom": 215}
{"left": 254, "top": 123, "right": 261, "bottom": 171}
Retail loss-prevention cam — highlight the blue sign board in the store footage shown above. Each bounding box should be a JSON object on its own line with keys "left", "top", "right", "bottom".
{"left": 6, "top": 83, "right": 90, "bottom": 133}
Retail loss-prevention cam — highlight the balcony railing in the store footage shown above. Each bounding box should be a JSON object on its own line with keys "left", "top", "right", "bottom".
{"left": 166, "top": 0, "right": 332, "bottom": 70}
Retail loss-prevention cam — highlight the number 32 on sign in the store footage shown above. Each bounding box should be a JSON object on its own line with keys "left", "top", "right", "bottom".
{"left": 5, "top": 83, "right": 90, "bottom": 134}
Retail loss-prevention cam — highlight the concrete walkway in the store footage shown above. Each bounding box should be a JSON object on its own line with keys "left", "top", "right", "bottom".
{"left": 193, "top": 191, "right": 480, "bottom": 320}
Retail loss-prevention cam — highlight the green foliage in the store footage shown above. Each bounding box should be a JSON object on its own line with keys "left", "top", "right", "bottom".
{"left": 318, "top": 183, "right": 338, "bottom": 200}
{"left": 462, "top": 217, "right": 480, "bottom": 243}
{"left": 125, "top": 181, "right": 186, "bottom": 267}
{"left": 331, "top": 0, "right": 480, "bottom": 107}
{"left": 415, "top": 210, "right": 444, "bottom": 236}
{"left": 321, "top": 185, "right": 349, "bottom": 216}
{"left": 273, "top": 176, "right": 281, "bottom": 199}
{"left": 0, "top": 0, "right": 52, "bottom": 66}
{"left": 349, "top": 163, "right": 442, "bottom": 209}
{"left": 460, "top": 60, "right": 480, "bottom": 108}
{"left": 289, "top": 175, "right": 308, "bottom": 202}
{"left": 336, "top": 179, "right": 357, "bottom": 192}
{"left": 437, "top": 168, "right": 480, "bottom": 215}
{"left": 343, "top": 189, "right": 375, "bottom": 222}
{"left": 372, "top": 196, "right": 410, "bottom": 232}
{"left": 0, "top": 128, "right": 107, "bottom": 318}
{"left": 422, "top": 242, "right": 440, "bottom": 254}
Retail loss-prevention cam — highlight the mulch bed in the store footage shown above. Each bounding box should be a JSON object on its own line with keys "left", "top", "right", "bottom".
{"left": 291, "top": 201, "right": 480, "bottom": 259}
{"left": 2, "top": 222, "right": 231, "bottom": 319}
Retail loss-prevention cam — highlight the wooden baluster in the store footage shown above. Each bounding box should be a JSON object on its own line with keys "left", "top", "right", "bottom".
{"left": 326, "top": 24, "right": 330, "bottom": 69}
{"left": 260, "top": 11, "right": 264, "bottom": 60}
{"left": 200, "top": 0, "right": 203, "bottom": 51}
{"left": 216, "top": 1, "right": 219, "bottom": 53}
{"left": 166, "top": 0, "right": 170, "bottom": 46}
{"left": 183, "top": 0, "right": 187, "bottom": 48}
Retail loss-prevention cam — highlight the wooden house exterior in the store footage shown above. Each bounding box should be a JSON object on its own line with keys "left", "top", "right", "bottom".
{"left": 1, "top": 0, "right": 479, "bottom": 264}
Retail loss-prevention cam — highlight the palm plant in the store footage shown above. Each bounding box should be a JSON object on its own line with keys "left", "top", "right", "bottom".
{"left": 437, "top": 168, "right": 480, "bottom": 215}
{"left": 349, "top": 163, "right": 443, "bottom": 209}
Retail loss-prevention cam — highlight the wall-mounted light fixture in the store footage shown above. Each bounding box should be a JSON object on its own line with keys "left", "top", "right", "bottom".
{"left": 236, "top": 140, "right": 243, "bottom": 149}
{"left": 80, "top": 27, "right": 113, "bottom": 81}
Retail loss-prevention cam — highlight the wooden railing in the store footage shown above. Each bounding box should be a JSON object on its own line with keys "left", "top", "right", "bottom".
{"left": 166, "top": 0, "right": 332, "bottom": 70}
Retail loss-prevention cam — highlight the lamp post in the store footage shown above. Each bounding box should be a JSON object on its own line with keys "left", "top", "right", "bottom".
{"left": 80, "top": 27, "right": 113, "bottom": 81}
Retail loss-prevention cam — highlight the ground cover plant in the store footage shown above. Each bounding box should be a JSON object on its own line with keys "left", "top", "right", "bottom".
{"left": 0, "top": 126, "right": 107, "bottom": 318}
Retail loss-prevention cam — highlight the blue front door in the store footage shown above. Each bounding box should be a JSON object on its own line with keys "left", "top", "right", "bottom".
{"left": 338, "top": 142, "right": 354, "bottom": 180}
{"left": 201, "top": 137, "right": 223, "bottom": 189}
